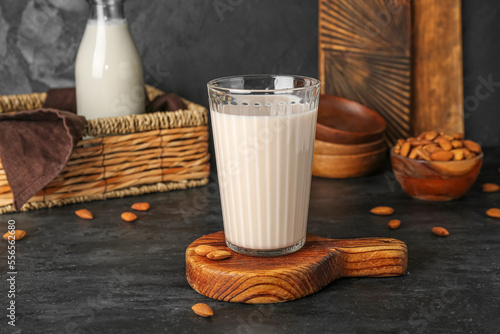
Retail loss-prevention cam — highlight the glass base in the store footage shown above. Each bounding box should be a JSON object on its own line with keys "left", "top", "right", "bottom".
{"left": 226, "top": 237, "right": 306, "bottom": 257}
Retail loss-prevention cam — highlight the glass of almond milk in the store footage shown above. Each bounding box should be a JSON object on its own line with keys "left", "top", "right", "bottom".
{"left": 208, "top": 75, "right": 320, "bottom": 256}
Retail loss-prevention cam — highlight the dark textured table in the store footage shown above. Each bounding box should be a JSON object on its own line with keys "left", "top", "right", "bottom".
{"left": 1, "top": 148, "right": 499, "bottom": 334}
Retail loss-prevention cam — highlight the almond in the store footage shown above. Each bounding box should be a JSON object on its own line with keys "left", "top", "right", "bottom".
{"left": 432, "top": 227, "right": 449, "bottom": 236}
{"left": 486, "top": 208, "right": 500, "bottom": 218}
{"left": 388, "top": 219, "right": 401, "bottom": 229}
{"left": 415, "top": 148, "right": 431, "bottom": 161}
{"left": 423, "top": 144, "right": 442, "bottom": 154}
{"left": 408, "top": 148, "right": 419, "bottom": 159}
{"left": 410, "top": 139, "right": 433, "bottom": 147}
{"left": 451, "top": 140, "right": 463, "bottom": 149}
{"left": 451, "top": 149, "right": 464, "bottom": 161}
{"left": 397, "top": 139, "right": 406, "bottom": 146}
{"left": 195, "top": 245, "right": 218, "bottom": 256}
{"left": 482, "top": 183, "right": 500, "bottom": 193}
{"left": 400, "top": 141, "right": 411, "bottom": 157}
{"left": 191, "top": 303, "right": 213, "bottom": 317}
{"left": 121, "top": 212, "right": 137, "bottom": 222}
{"left": 3, "top": 230, "right": 26, "bottom": 241}
{"left": 370, "top": 206, "right": 394, "bottom": 216}
{"left": 430, "top": 150, "right": 454, "bottom": 161}
{"left": 131, "top": 202, "right": 150, "bottom": 211}
{"left": 463, "top": 140, "right": 481, "bottom": 154}
{"left": 75, "top": 209, "right": 93, "bottom": 220}
{"left": 206, "top": 250, "right": 231, "bottom": 260}
{"left": 437, "top": 138, "right": 452, "bottom": 151}
{"left": 452, "top": 133, "right": 464, "bottom": 140}
{"left": 424, "top": 131, "right": 439, "bottom": 141}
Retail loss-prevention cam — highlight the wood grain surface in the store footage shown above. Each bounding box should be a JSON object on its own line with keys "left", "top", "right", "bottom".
{"left": 411, "top": 0, "right": 464, "bottom": 136}
{"left": 319, "top": 0, "right": 411, "bottom": 145}
{"left": 186, "top": 231, "right": 407, "bottom": 304}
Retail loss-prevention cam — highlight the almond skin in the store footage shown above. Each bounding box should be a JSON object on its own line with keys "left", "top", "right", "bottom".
{"left": 370, "top": 206, "right": 395, "bottom": 216}
{"left": 463, "top": 140, "right": 481, "bottom": 154}
{"left": 437, "top": 138, "right": 452, "bottom": 151}
{"left": 482, "top": 183, "right": 500, "bottom": 193}
{"left": 451, "top": 149, "right": 464, "bottom": 161}
{"left": 451, "top": 140, "right": 463, "bottom": 149}
{"left": 206, "top": 250, "right": 231, "bottom": 260}
{"left": 430, "top": 150, "right": 454, "bottom": 161}
{"left": 400, "top": 142, "right": 411, "bottom": 157}
{"left": 131, "top": 202, "right": 150, "bottom": 211}
{"left": 424, "top": 131, "right": 439, "bottom": 141}
{"left": 191, "top": 303, "right": 213, "bottom": 317}
{"left": 388, "top": 219, "right": 401, "bottom": 229}
{"left": 75, "top": 209, "right": 93, "bottom": 220}
{"left": 486, "top": 208, "right": 500, "bottom": 218}
{"left": 121, "top": 212, "right": 137, "bottom": 222}
{"left": 432, "top": 227, "right": 449, "bottom": 236}
{"left": 3, "top": 230, "right": 26, "bottom": 241}
{"left": 195, "top": 245, "right": 217, "bottom": 256}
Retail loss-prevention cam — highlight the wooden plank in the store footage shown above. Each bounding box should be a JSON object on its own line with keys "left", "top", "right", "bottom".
{"left": 411, "top": 0, "right": 464, "bottom": 136}
{"left": 319, "top": 0, "right": 411, "bottom": 145}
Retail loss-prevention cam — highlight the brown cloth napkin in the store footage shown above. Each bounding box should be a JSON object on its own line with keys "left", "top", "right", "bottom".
{"left": 146, "top": 93, "right": 186, "bottom": 113}
{"left": 0, "top": 109, "right": 86, "bottom": 210}
{"left": 43, "top": 88, "right": 77, "bottom": 114}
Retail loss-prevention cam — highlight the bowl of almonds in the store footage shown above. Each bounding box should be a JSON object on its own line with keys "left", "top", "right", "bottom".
{"left": 391, "top": 131, "right": 483, "bottom": 201}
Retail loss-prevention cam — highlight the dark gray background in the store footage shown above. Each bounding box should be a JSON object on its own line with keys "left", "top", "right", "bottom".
{"left": 0, "top": 0, "right": 499, "bottom": 145}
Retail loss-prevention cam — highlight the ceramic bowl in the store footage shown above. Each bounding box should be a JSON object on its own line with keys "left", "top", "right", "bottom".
{"left": 314, "top": 138, "right": 385, "bottom": 156}
{"left": 390, "top": 148, "right": 483, "bottom": 201}
{"left": 316, "top": 95, "right": 386, "bottom": 145}
{"left": 312, "top": 147, "right": 387, "bottom": 179}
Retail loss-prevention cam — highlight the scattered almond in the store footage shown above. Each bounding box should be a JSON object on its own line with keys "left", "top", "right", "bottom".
{"left": 206, "top": 250, "right": 231, "bottom": 260}
{"left": 453, "top": 133, "right": 464, "bottom": 140}
{"left": 430, "top": 150, "right": 454, "bottom": 161}
{"left": 370, "top": 206, "right": 394, "bottom": 216}
{"left": 486, "top": 208, "right": 500, "bottom": 218}
{"left": 75, "top": 209, "right": 93, "bottom": 220}
{"left": 3, "top": 230, "right": 26, "bottom": 241}
{"left": 482, "top": 183, "right": 500, "bottom": 193}
{"left": 432, "top": 227, "right": 449, "bottom": 236}
{"left": 388, "top": 219, "right": 401, "bottom": 229}
{"left": 195, "top": 245, "right": 217, "bottom": 256}
{"left": 191, "top": 303, "right": 213, "bottom": 317}
{"left": 131, "top": 202, "right": 150, "bottom": 211}
{"left": 121, "top": 212, "right": 137, "bottom": 222}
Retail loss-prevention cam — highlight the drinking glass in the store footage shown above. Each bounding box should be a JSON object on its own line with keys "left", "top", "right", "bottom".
{"left": 208, "top": 75, "right": 320, "bottom": 256}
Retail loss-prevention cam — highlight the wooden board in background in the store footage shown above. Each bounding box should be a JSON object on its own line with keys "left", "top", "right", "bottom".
{"left": 411, "top": 0, "right": 464, "bottom": 136}
{"left": 319, "top": 0, "right": 411, "bottom": 145}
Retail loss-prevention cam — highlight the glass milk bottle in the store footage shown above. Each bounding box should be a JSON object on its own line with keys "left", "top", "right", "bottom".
{"left": 75, "top": 0, "right": 145, "bottom": 119}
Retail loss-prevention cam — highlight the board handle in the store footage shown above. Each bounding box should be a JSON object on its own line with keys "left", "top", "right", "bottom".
{"left": 330, "top": 237, "right": 408, "bottom": 278}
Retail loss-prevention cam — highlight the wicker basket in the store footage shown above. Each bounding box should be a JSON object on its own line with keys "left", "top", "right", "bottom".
{"left": 0, "top": 85, "right": 210, "bottom": 214}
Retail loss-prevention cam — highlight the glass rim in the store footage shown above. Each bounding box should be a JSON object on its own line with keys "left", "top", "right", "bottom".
{"left": 207, "top": 74, "right": 321, "bottom": 94}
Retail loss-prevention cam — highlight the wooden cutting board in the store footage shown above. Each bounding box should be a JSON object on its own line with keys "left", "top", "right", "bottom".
{"left": 186, "top": 231, "right": 408, "bottom": 304}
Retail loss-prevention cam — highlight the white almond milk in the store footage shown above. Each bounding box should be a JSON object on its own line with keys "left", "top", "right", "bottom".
{"left": 75, "top": 19, "right": 144, "bottom": 119}
{"left": 212, "top": 96, "right": 317, "bottom": 250}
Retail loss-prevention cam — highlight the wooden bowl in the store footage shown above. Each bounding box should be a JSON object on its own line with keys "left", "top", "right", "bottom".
{"left": 314, "top": 138, "right": 385, "bottom": 156}
{"left": 312, "top": 147, "right": 387, "bottom": 179}
{"left": 390, "top": 148, "right": 483, "bottom": 201}
{"left": 316, "top": 95, "right": 386, "bottom": 145}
